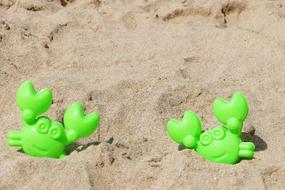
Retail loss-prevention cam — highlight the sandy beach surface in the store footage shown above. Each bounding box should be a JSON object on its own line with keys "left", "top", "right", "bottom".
{"left": 0, "top": 0, "right": 285, "bottom": 189}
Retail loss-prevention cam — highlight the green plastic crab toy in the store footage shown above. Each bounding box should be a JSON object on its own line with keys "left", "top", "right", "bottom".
{"left": 167, "top": 92, "right": 255, "bottom": 164}
{"left": 7, "top": 81, "right": 100, "bottom": 159}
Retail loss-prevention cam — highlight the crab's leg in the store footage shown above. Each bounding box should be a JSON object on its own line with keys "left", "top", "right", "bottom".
{"left": 240, "top": 142, "right": 255, "bottom": 150}
{"left": 239, "top": 142, "right": 255, "bottom": 158}
{"left": 7, "top": 131, "right": 22, "bottom": 147}
{"left": 239, "top": 150, "right": 254, "bottom": 159}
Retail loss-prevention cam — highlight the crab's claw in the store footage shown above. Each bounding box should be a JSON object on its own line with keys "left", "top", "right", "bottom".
{"left": 213, "top": 92, "right": 249, "bottom": 135}
{"left": 16, "top": 81, "right": 52, "bottom": 125}
{"left": 64, "top": 103, "right": 100, "bottom": 144}
{"left": 167, "top": 111, "right": 202, "bottom": 149}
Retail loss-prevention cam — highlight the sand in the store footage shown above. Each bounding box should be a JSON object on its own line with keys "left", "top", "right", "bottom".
{"left": 0, "top": 0, "right": 285, "bottom": 189}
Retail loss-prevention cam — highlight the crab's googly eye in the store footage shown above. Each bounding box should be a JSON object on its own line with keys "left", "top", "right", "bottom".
{"left": 200, "top": 132, "right": 212, "bottom": 146}
{"left": 49, "top": 127, "right": 61, "bottom": 139}
{"left": 36, "top": 118, "right": 51, "bottom": 134}
{"left": 48, "top": 122, "right": 63, "bottom": 140}
{"left": 213, "top": 127, "right": 226, "bottom": 140}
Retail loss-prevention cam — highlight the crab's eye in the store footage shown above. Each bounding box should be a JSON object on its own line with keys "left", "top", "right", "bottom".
{"left": 200, "top": 132, "right": 212, "bottom": 146}
{"left": 49, "top": 127, "right": 61, "bottom": 139}
{"left": 36, "top": 118, "right": 51, "bottom": 134}
{"left": 49, "top": 122, "right": 63, "bottom": 140}
{"left": 213, "top": 127, "right": 226, "bottom": 140}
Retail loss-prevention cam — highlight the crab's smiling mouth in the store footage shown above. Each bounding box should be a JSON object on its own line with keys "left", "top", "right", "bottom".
{"left": 213, "top": 152, "right": 226, "bottom": 159}
{"left": 32, "top": 144, "right": 48, "bottom": 154}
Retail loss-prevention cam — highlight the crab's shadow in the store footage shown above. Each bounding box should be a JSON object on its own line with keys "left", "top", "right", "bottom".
{"left": 65, "top": 137, "right": 114, "bottom": 154}
{"left": 241, "top": 132, "right": 267, "bottom": 151}
{"left": 178, "top": 133, "right": 267, "bottom": 151}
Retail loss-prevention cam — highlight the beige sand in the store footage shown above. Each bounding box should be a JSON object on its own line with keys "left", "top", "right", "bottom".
{"left": 0, "top": 0, "right": 285, "bottom": 189}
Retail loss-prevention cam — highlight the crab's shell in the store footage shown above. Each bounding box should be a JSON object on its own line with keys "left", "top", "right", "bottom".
{"left": 195, "top": 126, "right": 241, "bottom": 164}
{"left": 21, "top": 119, "right": 68, "bottom": 158}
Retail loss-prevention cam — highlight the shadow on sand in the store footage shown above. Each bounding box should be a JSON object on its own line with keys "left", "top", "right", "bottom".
{"left": 65, "top": 137, "right": 114, "bottom": 154}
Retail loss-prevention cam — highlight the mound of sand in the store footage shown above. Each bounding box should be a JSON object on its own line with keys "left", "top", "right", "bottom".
{"left": 0, "top": 0, "right": 285, "bottom": 189}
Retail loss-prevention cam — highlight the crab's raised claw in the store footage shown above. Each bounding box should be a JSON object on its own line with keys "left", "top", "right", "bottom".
{"left": 167, "top": 111, "right": 202, "bottom": 149}
{"left": 16, "top": 81, "right": 52, "bottom": 124}
{"left": 213, "top": 92, "right": 248, "bottom": 135}
{"left": 64, "top": 103, "right": 100, "bottom": 144}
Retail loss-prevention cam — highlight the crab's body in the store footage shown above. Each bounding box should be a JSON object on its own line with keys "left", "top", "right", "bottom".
{"left": 196, "top": 126, "right": 254, "bottom": 164}
{"left": 8, "top": 81, "right": 100, "bottom": 159}
{"left": 9, "top": 117, "right": 68, "bottom": 158}
{"left": 167, "top": 92, "right": 255, "bottom": 164}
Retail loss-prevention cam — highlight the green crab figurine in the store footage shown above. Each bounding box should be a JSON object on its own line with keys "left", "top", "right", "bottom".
{"left": 7, "top": 81, "right": 100, "bottom": 158}
{"left": 167, "top": 92, "right": 255, "bottom": 164}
